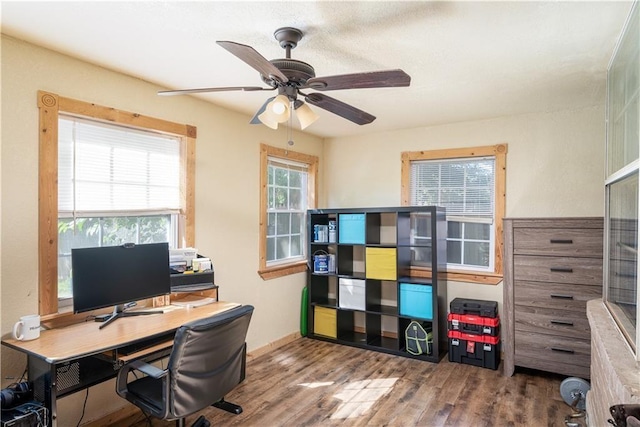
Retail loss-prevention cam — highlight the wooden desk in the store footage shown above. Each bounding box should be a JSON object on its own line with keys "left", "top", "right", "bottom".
{"left": 2, "top": 301, "right": 240, "bottom": 426}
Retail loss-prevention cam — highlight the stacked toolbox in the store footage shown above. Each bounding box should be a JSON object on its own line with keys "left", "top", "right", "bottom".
{"left": 448, "top": 298, "right": 501, "bottom": 370}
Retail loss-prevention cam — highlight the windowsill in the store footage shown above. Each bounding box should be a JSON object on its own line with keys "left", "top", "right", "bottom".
{"left": 408, "top": 267, "right": 503, "bottom": 285}
{"left": 259, "top": 260, "right": 308, "bottom": 280}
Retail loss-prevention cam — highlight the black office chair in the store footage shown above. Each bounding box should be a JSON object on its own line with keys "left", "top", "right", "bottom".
{"left": 116, "top": 305, "right": 254, "bottom": 427}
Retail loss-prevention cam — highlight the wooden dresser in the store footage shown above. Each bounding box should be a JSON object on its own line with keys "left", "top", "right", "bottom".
{"left": 503, "top": 217, "right": 603, "bottom": 378}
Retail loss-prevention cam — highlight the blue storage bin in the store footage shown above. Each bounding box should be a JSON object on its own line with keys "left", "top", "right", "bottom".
{"left": 399, "top": 283, "right": 433, "bottom": 319}
{"left": 338, "top": 213, "right": 366, "bottom": 244}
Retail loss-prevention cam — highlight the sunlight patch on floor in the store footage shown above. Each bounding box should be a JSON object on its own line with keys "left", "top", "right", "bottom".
{"left": 330, "top": 378, "right": 398, "bottom": 419}
{"left": 298, "top": 381, "right": 335, "bottom": 389}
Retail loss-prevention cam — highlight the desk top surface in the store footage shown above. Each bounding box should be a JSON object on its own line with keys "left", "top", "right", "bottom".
{"left": 2, "top": 301, "right": 240, "bottom": 363}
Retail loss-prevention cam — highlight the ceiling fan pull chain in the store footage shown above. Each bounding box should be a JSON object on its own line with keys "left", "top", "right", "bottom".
{"left": 287, "top": 100, "right": 294, "bottom": 146}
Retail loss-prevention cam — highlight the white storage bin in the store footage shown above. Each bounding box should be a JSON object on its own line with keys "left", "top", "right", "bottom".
{"left": 339, "top": 278, "right": 366, "bottom": 310}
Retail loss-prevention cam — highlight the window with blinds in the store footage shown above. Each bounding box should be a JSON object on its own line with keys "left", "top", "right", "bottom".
{"left": 57, "top": 116, "right": 182, "bottom": 300}
{"left": 266, "top": 156, "right": 308, "bottom": 265}
{"left": 58, "top": 116, "right": 181, "bottom": 215}
{"left": 410, "top": 157, "right": 495, "bottom": 270}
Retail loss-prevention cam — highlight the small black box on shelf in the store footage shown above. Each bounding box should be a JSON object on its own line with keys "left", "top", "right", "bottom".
{"left": 448, "top": 330, "right": 500, "bottom": 370}
{"left": 450, "top": 298, "right": 498, "bottom": 318}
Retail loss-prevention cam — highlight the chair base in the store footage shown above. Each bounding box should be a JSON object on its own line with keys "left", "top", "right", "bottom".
{"left": 192, "top": 415, "right": 211, "bottom": 427}
{"left": 213, "top": 398, "right": 243, "bottom": 415}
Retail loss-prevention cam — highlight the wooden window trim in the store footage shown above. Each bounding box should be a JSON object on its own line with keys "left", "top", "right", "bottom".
{"left": 37, "top": 90, "right": 196, "bottom": 316}
{"left": 259, "top": 143, "right": 318, "bottom": 280}
{"left": 400, "top": 143, "right": 507, "bottom": 285}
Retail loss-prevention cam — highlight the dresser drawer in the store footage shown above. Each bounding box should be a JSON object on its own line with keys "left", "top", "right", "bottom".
{"left": 514, "top": 281, "right": 601, "bottom": 312}
{"left": 513, "top": 227, "right": 603, "bottom": 257}
{"left": 515, "top": 305, "right": 591, "bottom": 340}
{"left": 514, "top": 255, "right": 603, "bottom": 286}
{"left": 515, "top": 331, "right": 591, "bottom": 378}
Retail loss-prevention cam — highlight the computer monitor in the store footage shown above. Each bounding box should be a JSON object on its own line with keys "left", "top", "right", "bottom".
{"left": 72, "top": 242, "right": 171, "bottom": 329}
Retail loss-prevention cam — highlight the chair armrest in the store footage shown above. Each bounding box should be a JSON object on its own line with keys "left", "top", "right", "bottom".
{"left": 116, "top": 358, "right": 168, "bottom": 399}
{"left": 126, "top": 359, "right": 167, "bottom": 379}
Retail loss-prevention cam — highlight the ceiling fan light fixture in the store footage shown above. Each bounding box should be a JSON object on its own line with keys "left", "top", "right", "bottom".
{"left": 258, "top": 111, "right": 279, "bottom": 129}
{"left": 295, "top": 102, "right": 319, "bottom": 130}
{"left": 270, "top": 95, "right": 291, "bottom": 123}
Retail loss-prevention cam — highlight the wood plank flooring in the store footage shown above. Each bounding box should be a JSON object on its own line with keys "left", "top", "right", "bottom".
{"left": 117, "top": 338, "right": 574, "bottom": 427}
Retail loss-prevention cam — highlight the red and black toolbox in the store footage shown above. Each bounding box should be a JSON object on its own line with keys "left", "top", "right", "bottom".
{"left": 448, "top": 330, "right": 501, "bottom": 370}
{"left": 448, "top": 298, "right": 500, "bottom": 370}
{"left": 450, "top": 298, "right": 498, "bottom": 318}
{"left": 448, "top": 313, "right": 500, "bottom": 336}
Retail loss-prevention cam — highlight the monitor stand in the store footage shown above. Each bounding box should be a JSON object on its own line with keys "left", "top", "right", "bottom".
{"left": 99, "top": 303, "right": 160, "bottom": 330}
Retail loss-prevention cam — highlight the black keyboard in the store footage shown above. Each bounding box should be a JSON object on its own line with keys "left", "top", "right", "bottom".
{"left": 118, "top": 332, "right": 175, "bottom": 355}
{"left": 170, "top": 282, "right": 216, "bottom": 293}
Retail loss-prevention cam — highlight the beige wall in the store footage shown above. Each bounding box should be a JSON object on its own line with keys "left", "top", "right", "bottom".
{"left": 0, "top": 35, "right": 322, "bottom": 424}
{"left": 1, "top": 32, "right": 607, "bottom": 425}
{"left": 323, "top": 105, "right": 605, "bottom": 309}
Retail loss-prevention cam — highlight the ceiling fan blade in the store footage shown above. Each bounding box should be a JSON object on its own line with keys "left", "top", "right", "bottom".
{"left": 216, "top": 41, "right": 289, "bottom": 83}
{"left": 158, "top": 86, "right": 272, "bottom": 96}
{"left": 303, "top": 93, "right": 375, "bottom": 125}
{"left": 304, "top": 69, "right": 411, "bottom": 91}
{"left": 250, "top": 96, "right": 276, "bottom": 124}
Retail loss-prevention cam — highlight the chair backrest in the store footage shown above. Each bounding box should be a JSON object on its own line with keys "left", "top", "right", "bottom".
{"left": 167, "top": 305, "right": 254, "bottom": 418}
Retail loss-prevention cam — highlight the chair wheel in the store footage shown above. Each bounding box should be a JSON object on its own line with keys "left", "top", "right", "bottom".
{"left": 191, "top": 415, "right": 211, "bottom": 427}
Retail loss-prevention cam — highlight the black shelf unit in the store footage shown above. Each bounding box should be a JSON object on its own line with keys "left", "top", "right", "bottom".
{"left": 307, "top": 206, "right": 447, "bottom": 362}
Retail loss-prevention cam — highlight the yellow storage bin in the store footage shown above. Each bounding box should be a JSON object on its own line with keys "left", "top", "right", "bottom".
{"left": 314, "top": 306, "right": 337, "bottom": 338}
{"left": 365, "top": 247, "right": 397, "bottom": 280}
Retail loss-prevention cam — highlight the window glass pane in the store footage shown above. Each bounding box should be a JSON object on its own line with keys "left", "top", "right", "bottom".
{"left": 268, "top": 186, "right": 275, "bottom": 209}
{"left": 267, "top": 236, "right": 276, "bottom": 262}
{"left": 291, "top": 213, "right": 303, "bottom": 235}
{"left": 463, "top": 241, "right": 491, "bottom": 267}
{"left": 412, "top": 247, "right": 432, "bottom": 264}
{"left": 267, "top": 213, "right": 276, "bottom": 236}
{"left": 290, "top": 170, "right": 302, "bottom": 188}
{"left": 274, "top": 168, "right": 288, "bottom": 186}
{"left": 277, "top": 213, "right": 291, "bottom": 235}
{"left": 606, "top": 172, "right": 638, "bottom": 346}
{"left": 139, "top": 216, "right": 171, "bottom": 243}
{"left": 101, "top": 217, "right": 139, "bottom": 246}
{"left": 274, "top": 187, "right": 288, "bottom": 209}
{"left": 290, "top": 235, "right": 302, "bottom": 257}
{"left": 607, "top": 4, "right": 640, "bottom": 175}
{"left": 276, "top": 236, "right": 289, "bottom": 259}
{"left": 447, "top": 241, "right": 461, "bottom": 264}
{"left": 448, "top": 221, "right": 462, "bottom": 239}
{"left": 290, "top": 188, "right": 302, "bottom": 210}
{"left": 464, "top": 223, "right": 490, "bottom": 240}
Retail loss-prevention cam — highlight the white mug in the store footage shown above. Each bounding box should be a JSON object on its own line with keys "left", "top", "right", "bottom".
{"left": 12, "top": 314, "right": 41, "bottom": 341}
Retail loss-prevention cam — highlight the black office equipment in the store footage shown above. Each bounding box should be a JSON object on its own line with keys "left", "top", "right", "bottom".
{"left": 170, "top": 270, "right": 215, "bottom": 293}
{"left": 72, "top": 243, "right": 171, "bottom": 329}
{"left": 116, "top": 305, "right": 254, "bottom": 427}
{"left": 1, "top": 402, "right": 47, "bottom": 427}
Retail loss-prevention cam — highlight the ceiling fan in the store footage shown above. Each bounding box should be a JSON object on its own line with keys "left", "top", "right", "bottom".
{"left": 158, "top": 27, "right": 411, "bottom": 130}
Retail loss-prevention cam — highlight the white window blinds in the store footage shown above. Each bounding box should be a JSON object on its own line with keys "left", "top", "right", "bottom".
{"left": 410, "top": 157, "right": 495, "bottom": 220}
{"left": 58, "top": 116, "right": 181, "bottom": 215}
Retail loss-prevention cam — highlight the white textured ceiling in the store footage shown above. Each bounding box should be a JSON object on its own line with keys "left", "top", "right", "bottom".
{"left": 1, "top": 1, "right": 633, "bottom": 138}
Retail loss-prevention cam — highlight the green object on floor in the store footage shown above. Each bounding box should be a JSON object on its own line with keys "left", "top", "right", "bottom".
{"left": 300, "top": 286, "right": 308, "bottom": 336}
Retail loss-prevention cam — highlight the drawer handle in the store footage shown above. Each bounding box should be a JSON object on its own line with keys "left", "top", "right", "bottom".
{"left": 550, "top": 267, "right": 573, "bottom": 273}
{"left": 551, "top": 347, "right": 575, "bottom": 354}
{"left": 550, "top": 320, "right": 574, "bottom": 326}
{"left": 550, "top": 294, "right": 574, "bottom": 300}
{"left": 550, "top": 239, "right": 573, "bottom": 244}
